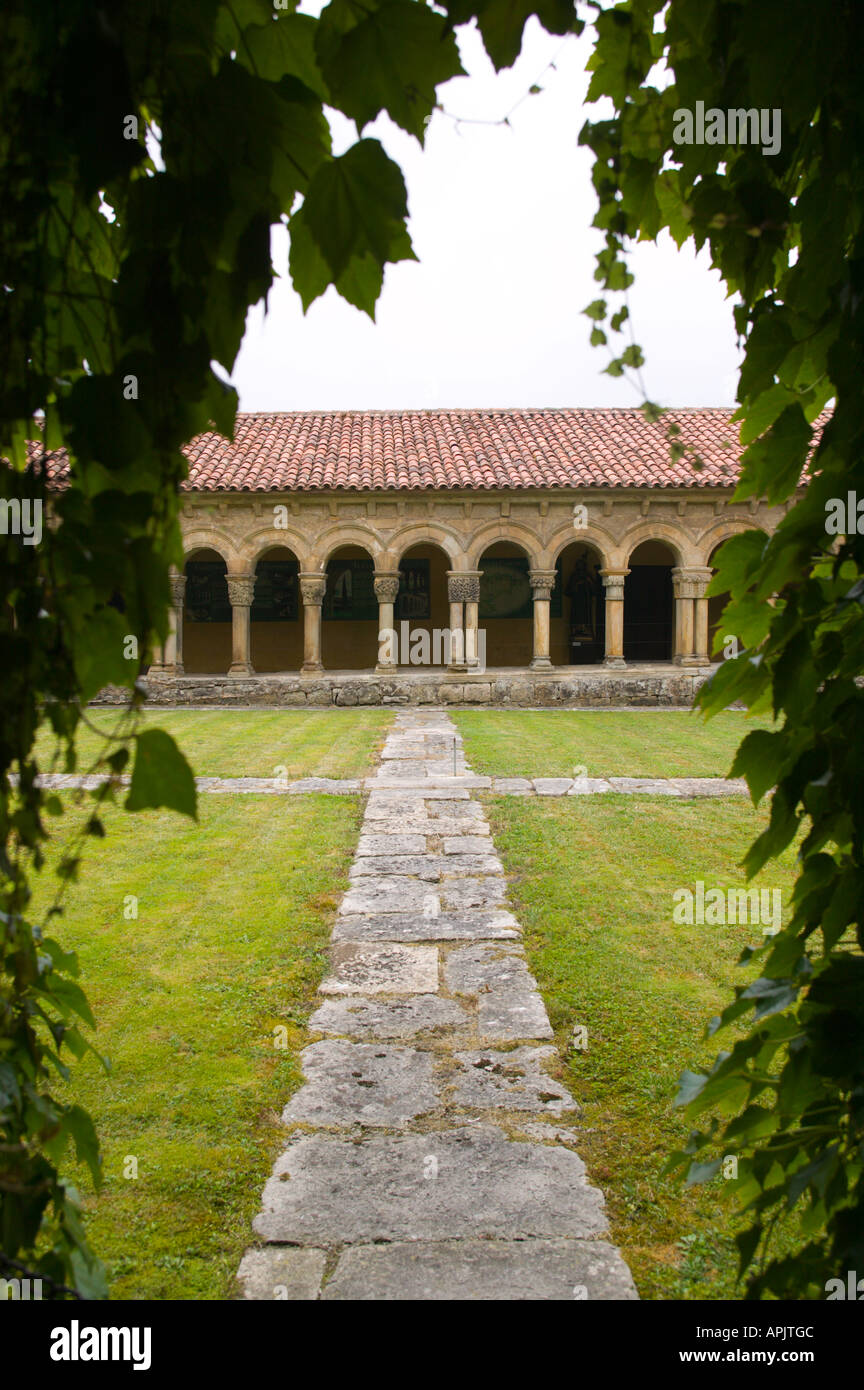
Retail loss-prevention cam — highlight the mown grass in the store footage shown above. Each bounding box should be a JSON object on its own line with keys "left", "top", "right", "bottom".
{"left": 29, "top": 792, "right": 362, "bottom": 1299}
{"left": 453, "top": 709, "right": 775, "bottom": 778}
{"left": 484, "top": 794, "right": 799, "bottom": 1299}
{"left": 36, "top": 708, "right": 393, "bottom": 780}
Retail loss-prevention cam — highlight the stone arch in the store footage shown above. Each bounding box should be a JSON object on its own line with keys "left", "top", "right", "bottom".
{"left": 618, "top": 521, "right": 693, "bottom": 569}
{"left": 240, "top": 523, "right": 312, "bottom": 573}
{"left": 249, "top": 544, "right": 303, "bottom": 674}
{"left": 181, "top": 527, "right": 239, "bottom": 570}
{"left": 623, "top": 539, "right": 677, "bottom": 663}
{"left": 545, "top": 520, "right": 614, "bottom": 571}
{"left": 695, "top": 517, "right": 765, "bottom": 567}
{"left": 466, "top": 519, "right": 543, "bottom": 569}
{"left": 322, "top": 542, "right": 379, "bottom": 671}
{"left": 182, "top": 545, "right": 231, "bottom": 675}
{"left": 391, "top": 521, "right": 463, "bottom": 567}
{"left": 551, "top": 537, "right": 607, "bottom": 667}
{"left": 477, "top": 537, "right": 534, "bottom": 667}
{"left": 311, "top": 523, "right": 386, "bottom": 570}
{"left": 393, "top": 540, "right": 453, "bottom": 668}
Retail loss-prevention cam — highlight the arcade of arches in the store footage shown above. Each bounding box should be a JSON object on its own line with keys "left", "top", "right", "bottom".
{"left": 154, "top": 489, "right": 784, "bottom": 681}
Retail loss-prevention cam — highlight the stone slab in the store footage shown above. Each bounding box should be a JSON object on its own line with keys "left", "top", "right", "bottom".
{"left": 322, "top": 1238, "right": 638, "bottom": 1301}
{"left": 236, "top": 1247, "right": 326, "bottom": 1301}
{"left": 451, "top": 1047, "right": 575, "bottom": 1114}
{"left": 320, "top": 942, "right": 439, "bottom": 995}
{"left": 533, "top": 778, "right": 575, "bottom": 796}
{"left": 356, "top": 834, "right": 428, "bottom": 856}
{"left": 424, "top": 799, "right": 483, "bottom": 819}
{"left": 340, "top": 878, "right": 437, "bottom": 916}
{"left": 349, "top": 856, "right": 445, "bottom": 881}
{"left": 440, "top": 877, "right": 508, "bottom": 911}
{"left": 333, "top": 907, "right": 519, "bottom": 942}
{"left": 253, "top": 1126, "right": 607, "bottom": 1244}
{"left": 310, "top": 995, "right": 470, "bottom": 1040}
{"left": 284, "top": 1041, "right": 438, "bottom": 1127}
{"left": 442, "top": 835, "right": 493, "bottom": 854}
{"left": 445, "top": 943, "right": 553, "bottom": 1041}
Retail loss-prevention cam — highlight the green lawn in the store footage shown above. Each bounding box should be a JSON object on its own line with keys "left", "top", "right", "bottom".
{"left": 37, "top": 708, "right": 393, "bottom": 779}
{"left": 484, "top": 794, "right": 798, "bottom": 1300}
{"left": 29, "top": 793, "right": 361, "bottom": 1299}
{"left": 452, "top": 709, "right": 774, "bottom": 778}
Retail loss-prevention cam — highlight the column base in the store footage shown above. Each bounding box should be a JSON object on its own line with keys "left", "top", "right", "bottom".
{"left": 604, "top": 657, "right": 627, "bottom": 670}
{"left": 375, "top": 662, "right": 398, "bottom": 674}
{"left": 675, "top": 655, "right": 705, "bottom": 668}
{"left": 228, "top": 662, "right": 254, "bottom": 676}
{"left": 529, "top": 657, "right": 553, "bottom": 671}
{"left": 301, "top": 661, "right": 324, "bottom": 675}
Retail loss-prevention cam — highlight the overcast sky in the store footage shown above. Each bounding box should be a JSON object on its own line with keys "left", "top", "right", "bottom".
{"left": 232, "top": 18, "right": 741, "bottom": 413}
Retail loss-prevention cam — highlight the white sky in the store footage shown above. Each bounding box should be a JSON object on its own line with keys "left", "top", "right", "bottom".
{"left": 232, "top": 18, "right": 741, "bottom": 413}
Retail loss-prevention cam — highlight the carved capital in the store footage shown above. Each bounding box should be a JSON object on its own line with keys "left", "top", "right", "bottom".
{"left": 299, "top": 572, "right": 326, "bottom": 606}
{"left": 169, "top": 574, "right": 187, "bottom": 607}
{"left": 373, "top": 573, "right": 401, "bottom": 605}
{"left": 599, "top": 567, "right": 629, "bottom": 603}
{"left": 529, "top": 569, "right": 557, "bottom": 602}
{"left": 226, "top": 574, "right": 255, "bottom": 607}
{"left": 672, "top": 566, "right": 713, "bottom": 600}
{"left": 447, "top": 571, "right": 481, "bottom": 604}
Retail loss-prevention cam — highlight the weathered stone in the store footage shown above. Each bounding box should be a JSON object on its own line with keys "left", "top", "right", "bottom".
{"left": 339, "top": 877, "right": 436, "bottom": 915}
{"left": 441, "top": 835, "right": 493, "bottom": 854}
{"left": 606, "top": 776, "right": 683, "bottom": 795}
{"left": 533, "top": 777, "right": 575, "bottom": 796}
{"left": 236, "top": 1247, "right": 326, "bottom": 1301}
{"left": 425, "top": 798, "right": 483, "bottom": 819}
{"left": 320, "top": 942, "right": 439, "bottom": 995}
{"left": 444, "top": 943, "right": 553, "bottom": 1041}
{"left": 349, "top": 856, "right": 444, "bottom": 881}
{"left": 333, "top": 908, "right": 519, "bottom": 942}
{"left": 451, "top": 1047, "right": 575, "bottom": 1113}
{"left": 356, "top": 833, "right": 428, "bottom": 856}
{"left": 438, "top": 854, "right": 503, "bottom": 876}
{"left": 284, "top": 1041, "right": 438, "bottom": 1127}
{"left": 322, "top": 1238, "right": 638, "bottom": 1301}
{"left": 440, "top": 877, "right": 507, "bottom": 910}
{"left": 490, "top": 778, "right": 533, "bottom": 794}
{"left": 310, "top": 995, "right": 470, "bottom": 1040}
{"left": 253, "top": 1126, "right": 607, "bottom": 1243}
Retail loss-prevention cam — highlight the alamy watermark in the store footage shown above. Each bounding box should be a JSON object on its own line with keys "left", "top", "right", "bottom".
{"left": 673, "top": 102, "right": 782, "bottom": 157}
{"left": 0, "top": 497, "right": 42, "bottom": 546}
{"left": 379, "top": 622, "right": 486, "bottom": 672}
{"left": 673, "top": 880, "right": 782, "bottom": 935}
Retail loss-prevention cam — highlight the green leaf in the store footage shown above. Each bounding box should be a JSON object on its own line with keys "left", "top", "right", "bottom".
{"left": 125, "top": 729, "right": 198, "bottom": 818}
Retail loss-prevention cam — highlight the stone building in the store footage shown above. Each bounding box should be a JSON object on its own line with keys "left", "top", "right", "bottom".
{"left": 144, "top": 407, "right": 783, "bottom": 706}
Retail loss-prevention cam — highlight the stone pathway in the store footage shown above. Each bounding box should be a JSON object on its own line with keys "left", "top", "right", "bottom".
{"left": 33, "top": 771, "right": 747, "bottom": 797}
{"left": 236, "top": 709, "right": 638, "bottom": 1301}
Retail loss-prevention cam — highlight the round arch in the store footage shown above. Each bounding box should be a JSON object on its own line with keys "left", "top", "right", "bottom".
{"left": 466, "top": 519, "right": 543, "bottom": 570}
{"left": 545, "top": 521, "right": 614, "bottom": 571}
{"left": 619, "top": 522, "right": 691, "bottom": 569}
{"left": 477, "top": 538, "right": 534, "bottom": 668}
{"left": 321, "top": 542, "right": 379, "bottom": 671}
{"left": 394, "top": 540, "right": 452, "bottom": 667}
{"left": 392, "top": 522, "right": 463, "bottom": 568}
{"left": 182, "top": 546, "right": 231, "bottom": 675}
{"left": 552, "top": 537, "right": 607, "bottom": 667}
{"left": 249, "top": 544, "right": 303, "bottom": 674}
{"left": 311, "top": 523, "right": 386, "bottom": 570}
{"left": 623, "top": 539, "right": 676, "bottom": 663}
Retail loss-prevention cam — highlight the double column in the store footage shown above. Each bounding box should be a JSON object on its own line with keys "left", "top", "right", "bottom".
{"left": 600, "top": 568, "right": 629, "bottom": 668}
{"left": 446, "top": 571, "right": 482, "bottom": 672}
{"left": 529, "top": 569, "right": 557, "bottom": 670}
{"left": 672, "top": 566, "right": 713, "bottom": 665}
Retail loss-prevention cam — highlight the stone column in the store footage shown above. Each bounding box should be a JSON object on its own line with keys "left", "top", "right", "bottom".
{"left": 160, "top": 573, "right": 186, "bottom": 676}
{"left": 673, "top": 566, "right": 713, "bottom": 666}
{"left": 227, "top": 574, "right": 255, "bottom": 676}
{"left": 374, "top": 572, "right": 401, "bottom": 672}
{"left": 462, "top": 570, "right": 482, "bottom": 668}
{"left": 446, "top": 571, "right": 474, "bottom": 671}
{"left": 299, "top": 572, "right": 326, "bottom": 674}
{"left": 529, "top": 569, "right": 557, "bottom": 670}
{"left": 600, "top": 569, "right": 629, "bottom": 668}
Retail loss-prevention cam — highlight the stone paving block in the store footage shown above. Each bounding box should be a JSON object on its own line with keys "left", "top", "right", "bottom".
{"left": 320, "top": 942, "right": 439, "bottom": 995}
{"left": 442, "top": 835, "right": 493, "bottom": 854}
{"left": 237, "top": 1247, "right": 326, "bottom": 1301}
{"left": 356, "top": 833, "right": 428, "bottom": 856}
{"left": 444, "top": 943, "right": 553, "bottom": 1041}
{"left": 533, "top": 778, "right": 575, "bottom": 796}
{"left": 340, "top": 877, "right": 437, "bottom": 916}
{"left": 333, "top": 908, "right": 520, "bottom": 942}
{"left": 567, "top": 778, "right": 614, "bottom": 795}
{"left": 451, "top": 1046, "right": 575, "bottom": 1113}
{"left": 253, "top": 1126, "right": 606, "bottom": 1244}
{"left": 440, "top": 877, "right": 508, "bottom": 911}
{"left": 425, "top": 798, "right": 482, "bottom": 818}
{"left": 439, "top": 854, "right": 504, "bottom": 876}
{"left": 349, "top": 855, "right": 444, "bottom": 881}
{"left": 606, "top": 777, "right": 683, "bottom": 796}
{"left": 310, "top": 995, "right": 470, "bottom": 1040}
{"left": 421, "top": 817, "right": 490, "bottom": 838}
{"left": 284, "top": 1041, "right": 439, "bottom": 1127}
{"left": 490, "top": 778, "right": 533, "bottom": 794}
{"left": 322, "top": 1238, "right": 638, "bottom": 1301}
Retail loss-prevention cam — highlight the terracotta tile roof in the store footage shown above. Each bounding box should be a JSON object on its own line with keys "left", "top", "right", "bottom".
{"left": 34, "top": 407, "right": 753, "bottom": 492}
